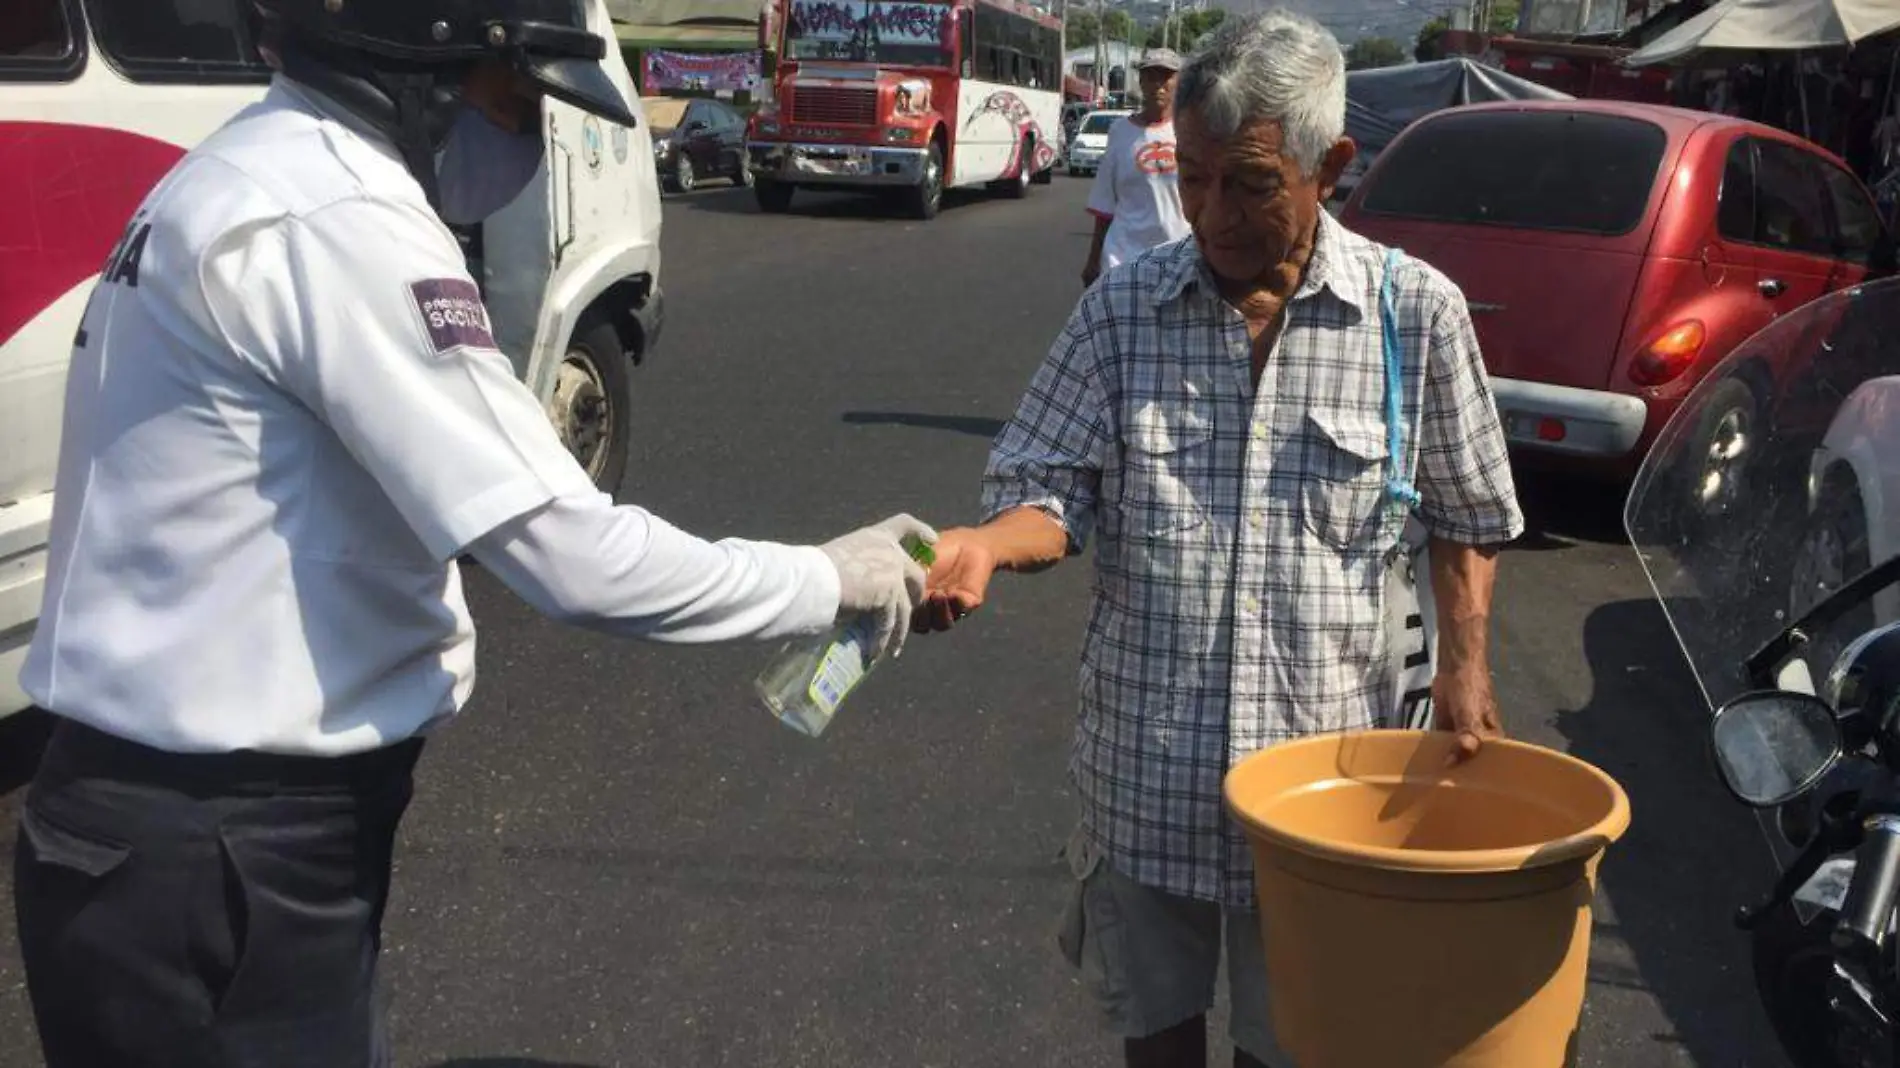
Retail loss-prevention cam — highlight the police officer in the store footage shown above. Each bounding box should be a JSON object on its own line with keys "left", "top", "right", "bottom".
{"left": 12, "top": 3, "right": 933, "bottom": 1065}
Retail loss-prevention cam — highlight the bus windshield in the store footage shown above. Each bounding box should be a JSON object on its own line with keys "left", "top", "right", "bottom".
{"left": 784, "top": 0, "right": 955, "bottom": 67}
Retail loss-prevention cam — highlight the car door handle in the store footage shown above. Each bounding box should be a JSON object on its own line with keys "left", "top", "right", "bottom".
{"left": 1760, "top": 278, "right": 1788, "bottom": 297}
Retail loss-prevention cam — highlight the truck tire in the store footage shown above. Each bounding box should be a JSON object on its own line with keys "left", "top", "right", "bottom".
{"left": 995, "top": 137, "right": 1032, "bottom": 199}
{"left": 906, "top": 142, "right": 944, "bottom": 220}
{"left": 551, "top": 315, "right": 632, "bottom": 497}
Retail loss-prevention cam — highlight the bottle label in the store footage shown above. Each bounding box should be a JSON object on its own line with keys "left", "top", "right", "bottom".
{"left": 807, "top": 617, "right": 872, "bottom": 717}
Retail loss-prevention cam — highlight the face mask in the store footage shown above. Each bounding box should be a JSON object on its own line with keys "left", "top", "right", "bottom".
{"left": 434, "top": 104, "right": 546, "bottom": 225}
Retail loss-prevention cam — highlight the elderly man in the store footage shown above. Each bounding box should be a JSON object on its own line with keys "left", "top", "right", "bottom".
{"left": 918, "top": 10, "right": 1522, "bottom": 1068}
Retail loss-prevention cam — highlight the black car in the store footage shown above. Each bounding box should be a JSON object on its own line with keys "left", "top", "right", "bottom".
{"left": 647, "top": 97, "right": 749, "bottom": 194}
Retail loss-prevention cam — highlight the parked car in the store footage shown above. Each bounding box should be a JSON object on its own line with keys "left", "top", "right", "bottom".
{"left": 1061, "top": 100, "right": 1093, "bottom": 146}
{"left": 647, "top": 96, "right": 750, "bottom": 193}
{"left": 1341, "top": 100, "right": 1892, "bottom": 517}
{"left": 1066, "top": 108, "right": 1131, "bottom": 178}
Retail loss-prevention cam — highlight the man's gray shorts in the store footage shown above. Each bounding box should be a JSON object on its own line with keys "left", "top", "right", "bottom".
{"left": 1056, "top": 827, "right": 1294, "bottom": 1065}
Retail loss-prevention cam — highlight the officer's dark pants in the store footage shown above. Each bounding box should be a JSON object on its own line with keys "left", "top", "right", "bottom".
{"left": 13, "top": 717, "right": 423, "bottom": 1068}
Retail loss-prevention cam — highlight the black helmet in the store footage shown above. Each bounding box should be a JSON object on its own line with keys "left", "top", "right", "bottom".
{"left": 1826, "top": 620, "right": 1900, "bottom": 746}
{"left": 254, "top": 0, "right": 636, "bottom": 207}
{"left": 256, "top": 0, "right": 637, "bottom": 127}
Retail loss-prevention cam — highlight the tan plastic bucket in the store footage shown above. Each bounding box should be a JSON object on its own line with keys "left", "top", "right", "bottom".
{"left": 1223, "top": 729, "right": 1630, "bottom": 1068}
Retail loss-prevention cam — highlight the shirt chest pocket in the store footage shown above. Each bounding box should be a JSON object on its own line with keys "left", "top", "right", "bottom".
{"left": 1301, "top": 408, "right": 1393, "bottom": 553}
{"left": 1119, "top": 403, "right": 1214, "bottom": 540}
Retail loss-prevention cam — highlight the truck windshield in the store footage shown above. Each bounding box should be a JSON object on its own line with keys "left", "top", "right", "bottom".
{"left": 784, "top": 0, "right": 955, "bottom": 67}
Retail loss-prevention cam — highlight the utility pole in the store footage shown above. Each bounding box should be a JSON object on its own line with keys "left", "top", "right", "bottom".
{"left": 1057, "top": 0, "right": 1067, "bottom": 99}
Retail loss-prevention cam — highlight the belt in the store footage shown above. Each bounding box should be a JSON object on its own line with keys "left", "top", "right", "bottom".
{"left": 38, "top": 717, "right": 426, "bottom": 796}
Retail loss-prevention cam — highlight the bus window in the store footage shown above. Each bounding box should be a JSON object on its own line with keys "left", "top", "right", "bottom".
{"left": 959, "top": 9, "right": 973, "bottom": 77}
{"left": 0, "top": 0, "right": 83, "bottom": 80}
{"left": 84, "top": 0, "right": 270, "bottom": 83}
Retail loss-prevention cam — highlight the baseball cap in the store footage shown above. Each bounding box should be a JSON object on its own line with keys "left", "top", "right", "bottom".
{"left": 1137, "top": 47, "right": 1182, "bottom": 72}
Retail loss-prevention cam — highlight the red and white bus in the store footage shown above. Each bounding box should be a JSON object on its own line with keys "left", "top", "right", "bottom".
{"left": 746, "top": 0, "right": 1063, "bottom": 219}
{"left": 0, "top": 0, "right": 666, "bottom": 718}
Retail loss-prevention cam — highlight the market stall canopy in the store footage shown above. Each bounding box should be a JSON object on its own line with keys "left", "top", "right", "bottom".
{"left": 610, "top": 0, "right": 762, "bottom": 51}
{"left": 1346, "top": 57, "right": 1573, "bottom": 153}
{"left": 1345, "top": 100, "right": 1408, "bottom": 157}
{"left": 609, "top": 0, "right": 762, "bottom": 24}
{"left": 1623, "top": 0, "right": 1900, "bottom": 66}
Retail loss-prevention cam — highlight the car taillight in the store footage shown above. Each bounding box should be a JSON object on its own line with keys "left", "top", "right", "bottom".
{"left": 1628, "top": 320, "right": 1706, "bottom": 387}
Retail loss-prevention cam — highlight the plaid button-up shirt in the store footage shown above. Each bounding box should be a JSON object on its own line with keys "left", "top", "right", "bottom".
{"left": 982, "top": 214, "right": 1524, "bottom": 907}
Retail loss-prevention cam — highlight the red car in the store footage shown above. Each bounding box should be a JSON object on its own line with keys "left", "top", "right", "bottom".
{"left": 1340, "top": 100, "right": 1891, "bottom": 503}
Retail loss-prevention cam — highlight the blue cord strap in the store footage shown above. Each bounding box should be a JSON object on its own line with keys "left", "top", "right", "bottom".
{"left": 1379, "top": 247, "right": 1422, "bottom": 516}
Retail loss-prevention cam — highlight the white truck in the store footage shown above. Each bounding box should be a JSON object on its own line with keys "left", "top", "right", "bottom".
{"left": 0, "top": 0, "right": 667, "bottom": 717}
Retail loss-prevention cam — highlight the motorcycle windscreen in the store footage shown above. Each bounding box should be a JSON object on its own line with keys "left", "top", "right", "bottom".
{"left": 1625, "top": 277, "right": 1900, "bottom": 711}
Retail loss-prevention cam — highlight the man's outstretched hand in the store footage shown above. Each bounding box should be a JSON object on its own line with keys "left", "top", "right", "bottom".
{"left": 914, "top": 528, "right": 999, "bottom": 634}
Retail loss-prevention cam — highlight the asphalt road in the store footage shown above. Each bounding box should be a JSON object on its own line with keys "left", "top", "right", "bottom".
{"left": 0, "top": 174, "right": 1796, "bottom": 1068}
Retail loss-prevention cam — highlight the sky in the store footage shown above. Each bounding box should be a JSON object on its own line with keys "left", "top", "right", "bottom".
{"left": 1201, "top": 0, "right": 1467, "bottom": 45}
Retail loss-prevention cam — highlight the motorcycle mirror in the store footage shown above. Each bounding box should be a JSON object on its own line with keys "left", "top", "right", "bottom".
{"left": 1709, "top": 690, "right": 1844, "bottom": 808}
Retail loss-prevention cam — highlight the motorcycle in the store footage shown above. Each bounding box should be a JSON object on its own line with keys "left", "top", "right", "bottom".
{"left": 1627, "top": 275, "right": 1900, "bottom": 1067}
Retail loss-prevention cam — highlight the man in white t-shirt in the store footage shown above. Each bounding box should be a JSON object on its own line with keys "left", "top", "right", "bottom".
{"left": 1082, "top": 48, "right": 1191, "bottom": 287}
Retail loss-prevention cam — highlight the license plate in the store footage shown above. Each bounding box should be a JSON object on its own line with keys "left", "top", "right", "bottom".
{"left": 796, "top": 150, "right": 866, "bottom": 176}
{"left": 1794, "top": 855, "right": 1856, "bottom": 919}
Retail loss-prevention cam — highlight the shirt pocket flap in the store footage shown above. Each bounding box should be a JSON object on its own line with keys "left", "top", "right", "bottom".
{"left": 1127, "top": 403, "right": 1213, "bottom": 457}
{"left": 1305, "top": 408, "right": 1390, "bottom": 466}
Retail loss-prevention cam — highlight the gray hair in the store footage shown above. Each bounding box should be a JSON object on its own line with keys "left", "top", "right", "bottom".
{"left": 1175, "top": 9, "right": 1348, "bottom": 178}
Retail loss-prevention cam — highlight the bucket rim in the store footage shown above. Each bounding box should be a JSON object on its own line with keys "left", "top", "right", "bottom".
{"left": 1222, "top": 731, "right": 1632, "bottom": 875}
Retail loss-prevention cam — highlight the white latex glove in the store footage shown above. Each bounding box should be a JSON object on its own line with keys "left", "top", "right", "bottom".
{"left": 819, "top": 514, "right": 938, "bottom": 662}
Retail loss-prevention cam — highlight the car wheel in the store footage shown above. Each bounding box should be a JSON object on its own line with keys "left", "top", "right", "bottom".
{"left": 1684, "top": 378, "right": 1759, "bottom": 526}
{"left": 673, "top": 153, "right": 696, "bottom": 194}
{"left": 755, "top": 179, "right": 794, "bottom": 213}
{"left": 906, "top": 142, "right": 944, "bottom": 220}
{"left": 1790, "top": 470, "right": 1876, "bottom": 680}
{"left": 550, "top": 315, "right": 632, "bottom": 497}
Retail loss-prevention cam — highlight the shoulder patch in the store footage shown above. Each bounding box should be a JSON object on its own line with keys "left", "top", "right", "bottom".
{"left": 410, "top": 278, "right": 496, "bottom": 353}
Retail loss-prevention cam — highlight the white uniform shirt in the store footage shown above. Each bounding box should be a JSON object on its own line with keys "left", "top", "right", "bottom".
{"left": 1086, "top": 117, "right": 1190, "bottom": 273}
{"left": 22, "top": 79, "right": 840, "bottom": 756}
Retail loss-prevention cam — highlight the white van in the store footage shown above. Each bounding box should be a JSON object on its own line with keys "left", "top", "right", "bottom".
{"left": 0, "top": 0, "right": 667, "bottom": 718}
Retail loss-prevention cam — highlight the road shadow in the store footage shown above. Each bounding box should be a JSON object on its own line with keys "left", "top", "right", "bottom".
{"left": 840, "top": 411, "right": 1006, "bottom": 439}
{"left": 428, "top": 1060, "right": 603, "bottom": 1068}
{"left": 0, "top": 708, "right": 52, "bottom": 798}
{"left": 1508, "top": 466, "right": 1629, "bottom": 550}
{"left": 681, "top": 185, "right": 991, "bottom": 220}
{"left": 1551, "top": 596, "right": 1792, "bottom": 1066}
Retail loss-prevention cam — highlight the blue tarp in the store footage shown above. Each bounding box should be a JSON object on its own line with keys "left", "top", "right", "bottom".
{"left": 1346, "top": 57, "right": 1574, "bottom": 155}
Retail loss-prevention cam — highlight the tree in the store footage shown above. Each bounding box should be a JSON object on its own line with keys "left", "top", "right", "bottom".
{"left": 1414, "top": 0, "right": 1519, "bottom": 61}
{"left": 1146, "top": 7, "right": 1226, "bottom": 49}
{"left": 1346, "top": 36, "right": 1407, "bottom": 71}
{"left": 1066, "top": 8, "right": 1100, "bottom": 49}
{"left": 1414, "top": 15, "right": 1449, "bottom": 61}
{"left": 1488, "top": 0, "right": 1521, "bottom": 34}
